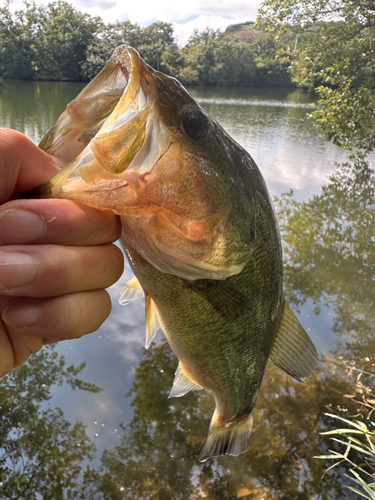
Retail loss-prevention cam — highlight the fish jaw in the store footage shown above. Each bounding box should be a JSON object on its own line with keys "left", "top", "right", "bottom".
{"left": 36, "top": 46, "right": 190, "bottom": 216}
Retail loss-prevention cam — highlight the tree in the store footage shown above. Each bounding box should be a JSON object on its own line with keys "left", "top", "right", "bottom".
{"left": 137, "top": 22, "right": 174, "bottom": 70}
{"left": 160, "top": 44, "right": 184, "bottom": 78}
{"left": 82, "top": 21, "right": 173, "bottom": 80}
{"left": 181, "top": 29, "right": 259, "bottom": 86}
{"left": 34, "top": 1, "right": 102, "bottom": 81}
{"left": 257, "top": 0, "right": 375, "bottom": 152}
{"left": 0, "top": 1, "right": 41, "bottom": 79}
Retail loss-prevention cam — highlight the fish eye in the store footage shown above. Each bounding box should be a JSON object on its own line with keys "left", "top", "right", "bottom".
{"left": 182, "top": 107, "right": 210, "bottom": 141}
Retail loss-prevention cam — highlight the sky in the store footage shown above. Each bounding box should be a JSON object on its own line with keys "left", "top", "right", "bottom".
{"left": 11, "top": 0, "right": 262, "bottom": 46}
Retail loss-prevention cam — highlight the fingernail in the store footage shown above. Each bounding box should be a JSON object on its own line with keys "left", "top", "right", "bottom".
{"left": 2, "top": 300, "right": 38, "bottom": 327}
{"left": 0, "top": 209, "right": 46, "bottom": 245}
{"left": 0, "top": 251, "right": 36, "bottom": 289}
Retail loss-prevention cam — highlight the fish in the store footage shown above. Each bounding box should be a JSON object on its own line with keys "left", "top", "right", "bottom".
{"left": 32, "top": 46, "right": 318, "bottom": 461}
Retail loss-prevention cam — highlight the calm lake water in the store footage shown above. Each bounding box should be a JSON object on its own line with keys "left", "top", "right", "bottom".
{"left": 1, "top": 80, "right": 375, "bottom": 499}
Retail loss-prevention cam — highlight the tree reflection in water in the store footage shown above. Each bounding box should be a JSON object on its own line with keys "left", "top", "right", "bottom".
{"left": 2, "top": 155, "right": 375, "bottom": 499}
{"left": 93, "top": 348, "right": 364, "bottom": 500}
{"left": 276, "top": 154, "right": 375, "bottom": 363}
{"left": 0, "top": 346, "right": 100, "bottom": 499}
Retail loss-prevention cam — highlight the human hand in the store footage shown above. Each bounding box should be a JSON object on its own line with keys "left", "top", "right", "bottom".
{"left": 0, "top": 128, "right": 124, "bottom": 377}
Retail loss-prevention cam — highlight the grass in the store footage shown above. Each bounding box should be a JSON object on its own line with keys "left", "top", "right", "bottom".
{"left": 315, "top": 363, "right": 375, "bottom": 499}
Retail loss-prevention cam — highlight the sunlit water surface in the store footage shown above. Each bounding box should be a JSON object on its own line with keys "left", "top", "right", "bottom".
{"left": 1, "top": 81, "right": 374, "bottom": 499}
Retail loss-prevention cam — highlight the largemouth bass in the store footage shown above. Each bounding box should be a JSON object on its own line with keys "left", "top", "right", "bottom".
{"left": 33, "top": 46, "right": 318, "bottom": 461}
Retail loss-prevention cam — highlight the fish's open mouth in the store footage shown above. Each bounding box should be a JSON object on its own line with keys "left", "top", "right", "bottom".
{"left": 35, "top": 46, "right": 168, "bottom": 204}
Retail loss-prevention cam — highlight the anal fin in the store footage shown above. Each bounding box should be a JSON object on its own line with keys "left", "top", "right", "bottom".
{"left": 145, "top": 293, "right": 162, "bottom": 349}
{"left": 269, "top": 301, "right": 318, "bottom": 381}
{"left": 119, "top": 276, "right": 144, "bottom": 305}
{"left": 169, "top": 363, "right": 203, "bottom": 398}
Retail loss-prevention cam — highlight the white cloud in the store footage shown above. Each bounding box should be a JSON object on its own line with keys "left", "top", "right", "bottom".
{"left": 172, "top": 14, "right": 255, "bottom": 46}
{"left": 196, "top": 0, "right": 260, "bottom": 19}
{"left": 9, "top": 0, "right": 261, "bottom": 45}
{"left": 76, "top": 0, "right": 117, "bottom": 10}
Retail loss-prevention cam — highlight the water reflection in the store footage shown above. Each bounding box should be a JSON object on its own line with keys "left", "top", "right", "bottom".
{"left": 188, "top": 87, "right": 362, "bottom": 198}
{"left": 0, "top": 80, "right": 85, "bottom": 142}
{"left": 276, "top": 155, "right": 375, "bottom": 364}
{"left": 0, "top": 347, "right": 99, "bottom": 498}
{"left": 93, "top": 349, "right": 361, "bottom": 500}
{"left": 0, "top": 350, "right": 366, "bottom": 498}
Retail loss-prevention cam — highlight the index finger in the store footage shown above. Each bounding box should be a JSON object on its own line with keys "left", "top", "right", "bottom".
{"left": 0, "top": 199, "right": 121, "bottom": 246}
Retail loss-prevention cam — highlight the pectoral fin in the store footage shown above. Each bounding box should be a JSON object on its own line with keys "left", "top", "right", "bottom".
{"left": 119, "top": 276, "right": 145, "bottom": 305}
{"left": 169, "top": 363, "right": 203, "bottom": 398}
{"left": 269, "top": 301, "right": 318, "bottom": 381}
{"left": 145, "top": 293, "right": 162, "bottom": 349}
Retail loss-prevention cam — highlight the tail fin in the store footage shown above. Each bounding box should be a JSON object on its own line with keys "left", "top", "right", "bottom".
{"left": 199, "top": 411, "right": 253, "bottom": 462}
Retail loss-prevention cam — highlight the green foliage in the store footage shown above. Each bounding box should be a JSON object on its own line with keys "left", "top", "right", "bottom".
{"left": 81, "top": 20, "right": 174, "bottom": 79}
{"left": 257, "top": 0, "right": 375, "bottom": 152}
{"left": 0, "top": 1, "right": 38, "bottom": 79}
{"left": 0, "top": 4, "right": 292, "bottom": 87}
{"left": 137, "top": 22, "right": 174, "bottom": 70}
{"left": 160, "top": 44, "right": 184, "bottom": 77}
{"left": 317, "top": 413, "right": 375, "bottom": 499}
{"left": 315, "top": 369, "right": 375, "bottom": 500}
{"left": 0, "top": 1, "right": 102, "bottom": 81}
{"left": 80, "top": 22, "right": 143, "bottom": 80}
{"left": 225, "top": 21, "right": 254, "bottom": 34}
{"left": 178, "top": 27, "right": 291, "bottom": 87}
{"left": 35, "top": 1, "right": 102, "bottom": 81}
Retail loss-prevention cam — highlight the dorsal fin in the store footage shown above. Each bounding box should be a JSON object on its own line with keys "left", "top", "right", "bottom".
{"left": 269, "top": 301, "right": 318, "bottom": 381}
{"left": 145, "top": 293, "right": 162, "bottom": 349}
{"left": 119, "top": 276, "right": 144, "bottom": 305}
{"left": 169, "top": 363, "right": 203, "bottom": 398}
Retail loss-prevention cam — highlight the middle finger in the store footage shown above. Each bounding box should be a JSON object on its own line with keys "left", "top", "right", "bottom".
{"left": 0, "top": 243, "right": 124, "bottom": 297}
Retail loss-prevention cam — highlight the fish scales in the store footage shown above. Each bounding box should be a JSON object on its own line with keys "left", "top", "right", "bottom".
{"left": 31, "top": 46, "right": 318, "bottom": 461}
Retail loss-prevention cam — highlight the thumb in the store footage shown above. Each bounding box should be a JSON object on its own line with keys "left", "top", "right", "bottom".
{"left": 0, "top": 128, "right": 62, "bottom": 204}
